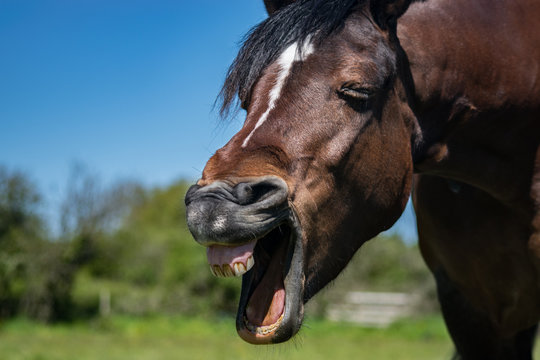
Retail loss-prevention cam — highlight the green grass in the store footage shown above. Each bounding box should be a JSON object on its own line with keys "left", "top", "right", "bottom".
{"left": 0, "top": 315, "right": 536, "bottom": 360}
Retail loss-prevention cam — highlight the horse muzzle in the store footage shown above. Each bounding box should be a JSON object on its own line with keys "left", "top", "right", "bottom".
{"left": 185, "top": 176, "right": 290, "bottom": 246}
{"left": 185, "top": 175, "right": 305, "bottom": 344}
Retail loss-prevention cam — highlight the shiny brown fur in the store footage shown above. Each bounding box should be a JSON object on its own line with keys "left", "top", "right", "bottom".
{"left": 202, "top": 8, "right": 415, "bottom": 300}
{"left": 194, "top": 0, "right": 540, "bottom": 356}
{"left": 401, "top": 0, "right": 540, "bottom": 358}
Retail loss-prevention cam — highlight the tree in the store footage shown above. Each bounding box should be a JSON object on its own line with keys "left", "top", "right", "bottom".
{"left": 0, "top": 166, "right": 45, "bottom": 317}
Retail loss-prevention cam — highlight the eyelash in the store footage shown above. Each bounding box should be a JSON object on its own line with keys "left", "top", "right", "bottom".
{"left": 338, "top": 85, "right": 374, "bottom": 101}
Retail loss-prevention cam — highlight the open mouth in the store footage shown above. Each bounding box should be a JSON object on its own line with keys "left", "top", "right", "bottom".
{"left": 205, "top": 217, "right": 304, "bottom": 344}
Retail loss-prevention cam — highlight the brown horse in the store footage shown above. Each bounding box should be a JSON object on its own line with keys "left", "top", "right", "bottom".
{"left": 185, "top": 0, "right": 540, "bottom": 357}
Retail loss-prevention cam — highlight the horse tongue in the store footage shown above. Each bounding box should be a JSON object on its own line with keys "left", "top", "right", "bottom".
{"left": 246, "top": 277, "right": 285, "bottom": 326}
{"left": 245, "top": 242, "right": 286, "bottom": 326}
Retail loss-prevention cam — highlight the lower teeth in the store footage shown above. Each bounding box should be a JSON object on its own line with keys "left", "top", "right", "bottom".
{"left": 243, "top": 313, "right": 284, "bottom": 335}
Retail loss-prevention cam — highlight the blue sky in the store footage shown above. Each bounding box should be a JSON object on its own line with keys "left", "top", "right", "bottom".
{"left": 0, "top": 0, "right": 417, "bottom": 241}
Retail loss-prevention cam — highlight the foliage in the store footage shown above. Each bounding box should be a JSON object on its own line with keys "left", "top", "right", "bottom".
{"left": 0, "top": 166, "right": 67, "bottom": 321}
{"left": 0, "top": 165, "right": 142, "bottom": 322}
{"left": 79, "top": 179, "right": 241, "bottom": 317}
{"left": 0, "top": 164, "right": 438, "bottom": 322}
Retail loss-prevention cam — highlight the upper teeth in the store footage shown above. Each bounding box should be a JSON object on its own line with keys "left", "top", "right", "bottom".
{"left": 210, "top": 256, "right": 254, "bottom": 277}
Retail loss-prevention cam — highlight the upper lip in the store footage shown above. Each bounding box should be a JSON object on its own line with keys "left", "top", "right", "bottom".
{"left": 185, "top": 176, "right": 290, "bottom": 246}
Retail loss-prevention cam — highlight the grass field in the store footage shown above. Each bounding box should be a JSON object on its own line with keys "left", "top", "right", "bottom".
{"left": 0, "top": 315, "right": 538, "bottom": 360}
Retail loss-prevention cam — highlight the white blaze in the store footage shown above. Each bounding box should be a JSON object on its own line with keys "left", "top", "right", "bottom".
{"left": 241, "top": 39, "right": 315, "bottom": 148}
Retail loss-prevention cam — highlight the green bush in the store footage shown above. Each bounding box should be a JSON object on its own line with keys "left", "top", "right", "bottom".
{"left": 79, "top": 180, "right": 241, "bottom": 318}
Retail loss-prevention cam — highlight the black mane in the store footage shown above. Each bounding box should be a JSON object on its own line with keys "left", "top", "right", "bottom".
{"left": 219, "top": 0, "right": 362, "bottom": 118}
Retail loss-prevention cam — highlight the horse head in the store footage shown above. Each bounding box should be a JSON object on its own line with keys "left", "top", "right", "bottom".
{"left": 185, "top": 0, "right": 419, "bottom": 344}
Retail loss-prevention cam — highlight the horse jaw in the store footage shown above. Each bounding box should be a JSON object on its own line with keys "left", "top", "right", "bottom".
{"left": 235, "top": 215, "right": 305, "bottom": 344}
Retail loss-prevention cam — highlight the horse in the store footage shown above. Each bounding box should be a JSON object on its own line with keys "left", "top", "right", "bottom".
{"left": 185, "top": 0, "right": 540, "bottom": 358}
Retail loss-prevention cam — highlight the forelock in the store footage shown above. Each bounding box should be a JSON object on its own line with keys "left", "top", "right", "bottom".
{"left": 218, "top": 0, "right": 363, "bottom": 119}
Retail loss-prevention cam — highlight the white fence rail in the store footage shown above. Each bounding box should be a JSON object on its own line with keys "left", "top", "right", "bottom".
{"left": 326, "top": 291, "right": 418, "bottom": 327}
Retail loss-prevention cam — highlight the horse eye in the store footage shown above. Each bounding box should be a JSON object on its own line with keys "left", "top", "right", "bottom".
{"left": 338, "top": 86, "right": 374, "bottom": 101}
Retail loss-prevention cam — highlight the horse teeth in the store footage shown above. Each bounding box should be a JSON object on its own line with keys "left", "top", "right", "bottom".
{"left": 243, "top": 314, "right": 284, "bottom": 335}
{"left": 246, "top": 256, "right": 255, "bottom": 271}
{"left": 212, "top": 265, "right": 224, "bottom": 277}
{"left": 233, "top": 262, "right": 247, "bottom": 276}
{"left": 210, "top": 264, "right": 235, "bottom": 277}
{"left": 222, "top": 264, "right": 234, "bottom": 277}
{"left": 210, "top": 257, "right": 255, "bottom": 278}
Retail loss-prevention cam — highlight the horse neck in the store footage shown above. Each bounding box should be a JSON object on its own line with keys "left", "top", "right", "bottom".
{"left": 400, "top": 0, "right": 540, "bottom": 110}
{"left": 398, "top": 0, "right": 540, "bottom": 216}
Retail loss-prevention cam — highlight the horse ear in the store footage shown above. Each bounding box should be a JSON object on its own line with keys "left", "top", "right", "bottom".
{"left": 263, "top": 0, "right": 296, "bottom": 15}
{"left": 370, "top": 0, "right": 413, "bottom": 30}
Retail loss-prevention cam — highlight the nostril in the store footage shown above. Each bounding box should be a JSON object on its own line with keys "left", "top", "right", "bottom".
{"left": 250, "top": 183, "right": 279, "bottom": 202}
{"left": 233, "top": 180, "right": 284, "bottom": 206}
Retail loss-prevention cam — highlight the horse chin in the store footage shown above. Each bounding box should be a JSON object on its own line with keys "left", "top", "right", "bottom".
{"left": 235, "top": 216, "right": 304, "bottom": 344}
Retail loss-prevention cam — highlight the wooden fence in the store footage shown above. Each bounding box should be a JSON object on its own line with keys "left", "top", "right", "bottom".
{"left": 326, "top": 291, "right": 419, "bottom": 327}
